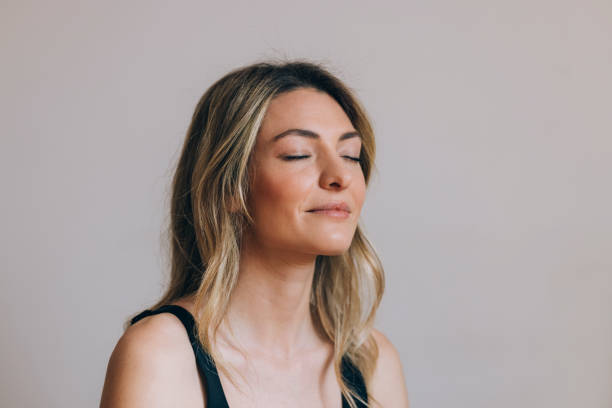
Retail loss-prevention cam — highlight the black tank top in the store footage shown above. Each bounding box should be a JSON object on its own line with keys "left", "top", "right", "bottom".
{"left": 130, "top": 305, "right": 368, "bottom": 408}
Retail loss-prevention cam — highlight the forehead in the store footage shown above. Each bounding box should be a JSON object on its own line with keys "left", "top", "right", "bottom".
{"left": 257, "top": 88, "right": 355, "bottom": 142}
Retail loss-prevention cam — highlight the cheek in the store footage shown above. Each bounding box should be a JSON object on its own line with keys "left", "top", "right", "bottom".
{"left": 352, "top": 171, "right": 367, "bottom": 213}
{"left": 250, "top": 168, "right": 311, "bottom": 219}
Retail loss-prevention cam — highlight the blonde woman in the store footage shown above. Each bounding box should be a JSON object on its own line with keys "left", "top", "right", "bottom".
{"left": 100, "top": 60, "right": 410, "bottom": 408}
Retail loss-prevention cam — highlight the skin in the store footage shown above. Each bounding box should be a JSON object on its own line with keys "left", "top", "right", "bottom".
{"left": 100, "top": 88, "right": 410, "bottom": 407}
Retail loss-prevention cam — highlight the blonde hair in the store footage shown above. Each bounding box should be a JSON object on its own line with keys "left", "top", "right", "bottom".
{"left": 139, "top": 59, "right": 384, "bottom": 408}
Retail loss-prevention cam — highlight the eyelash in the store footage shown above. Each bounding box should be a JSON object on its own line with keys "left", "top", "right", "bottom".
{"left": 283, "top": 155, "right": 361, "bottom": 163}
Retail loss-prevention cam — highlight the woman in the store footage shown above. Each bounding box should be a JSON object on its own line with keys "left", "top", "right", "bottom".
{"left": 100, "top": 60, "right": 410, "bottom": 408}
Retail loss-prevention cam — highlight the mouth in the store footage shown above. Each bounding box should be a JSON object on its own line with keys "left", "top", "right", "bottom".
{"left": 306, "top": 201, "right": 351, "bottom": 219}
{"left": 306, "top": 209, "right": 350, "bottom": 219}
{"left": 306, "top": 201, "right": 351, "bottom": 213}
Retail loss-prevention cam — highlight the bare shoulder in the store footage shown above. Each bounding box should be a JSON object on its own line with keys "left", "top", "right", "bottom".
{"left": 369, "top": 328, "right": 410, "bottom": 408}
{"left": 99, "top": 312, "right": 204, "bottom": 408}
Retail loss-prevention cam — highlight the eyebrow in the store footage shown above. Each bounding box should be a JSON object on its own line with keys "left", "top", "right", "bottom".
{"left": 271, "top": 128, "right": 361, "bottom": 143}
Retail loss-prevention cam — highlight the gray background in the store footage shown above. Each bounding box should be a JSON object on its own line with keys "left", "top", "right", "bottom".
{"left": 1, "top": 1, "right": 611, "bottom": 407}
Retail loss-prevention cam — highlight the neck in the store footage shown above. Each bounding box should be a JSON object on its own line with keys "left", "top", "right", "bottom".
{"left": 218, "top": 234, "right": 325, "bottom": 360}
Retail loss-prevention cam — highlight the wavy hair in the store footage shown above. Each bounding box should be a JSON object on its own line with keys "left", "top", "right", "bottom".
{"left": 137, "top": 59, "right": 384, "bottom": 408}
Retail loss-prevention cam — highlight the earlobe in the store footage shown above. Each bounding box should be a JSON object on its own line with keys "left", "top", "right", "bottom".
{"left": 227, "top": 192, "right": 248, "bottom": 214}
{"left": 227, "top": 195, "right": 240, "bottom": 213}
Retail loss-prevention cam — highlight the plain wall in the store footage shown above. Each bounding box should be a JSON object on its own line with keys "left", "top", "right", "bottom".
{"left": 1, "top": 0, "right": 611, "bottom": 407}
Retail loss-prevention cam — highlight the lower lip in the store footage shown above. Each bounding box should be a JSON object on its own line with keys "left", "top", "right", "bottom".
{"left": 307, "top": 210, "right": 350, "bottom": 219}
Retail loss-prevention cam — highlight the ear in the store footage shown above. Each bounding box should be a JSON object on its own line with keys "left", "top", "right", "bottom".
{"left": 227, "top": 194, "right": 241, "bottom": 214}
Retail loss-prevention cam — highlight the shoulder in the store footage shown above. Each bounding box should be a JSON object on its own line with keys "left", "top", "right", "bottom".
{"left": 100, "top": 312, "right": 203, "bottom": 407}
{"left": 368, "top": 328, "right": 410, "bottom": 408}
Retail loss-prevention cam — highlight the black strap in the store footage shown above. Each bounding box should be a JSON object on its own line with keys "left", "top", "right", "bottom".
{"left": 131, "top": 305, "right": 368, "bottom": 408}
{"left": 130, "top": 305, "right": 229, "bottom": 408}
{"left": 341, "top": 355, "right": 369, "bottom": 408}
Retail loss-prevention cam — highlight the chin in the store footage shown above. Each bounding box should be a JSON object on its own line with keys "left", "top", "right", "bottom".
{"left": 303, "top": 227, "right": 356, "bottom": 256}
{"left": 311, "top": 238, "right": 353, "bottom": 256}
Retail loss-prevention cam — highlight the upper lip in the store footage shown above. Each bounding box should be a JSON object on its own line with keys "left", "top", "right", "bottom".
{"left": 307, "top": 201, "right": 351, "bottom": 213}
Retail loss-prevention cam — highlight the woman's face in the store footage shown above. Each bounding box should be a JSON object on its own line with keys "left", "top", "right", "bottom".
{"left": 245, "top": 87, "right": 366, "bottom": 257}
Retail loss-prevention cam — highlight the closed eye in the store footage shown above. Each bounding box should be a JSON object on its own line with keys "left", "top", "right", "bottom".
{"left": 282, "top": 155, "right": 361, "bottom": 163}
{"left": 343, "top": 156, "right": 361, "bottom": 163}
{"left": 282, "top": 155, "right": 311, "bottom": 161}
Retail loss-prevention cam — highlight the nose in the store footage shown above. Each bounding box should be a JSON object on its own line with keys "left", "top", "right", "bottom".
{"left": 318, "top": 152, "right": 353, "bottom": 191}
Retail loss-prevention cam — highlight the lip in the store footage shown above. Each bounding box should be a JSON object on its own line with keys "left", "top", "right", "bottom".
{"left": 306, "top": 209, "right": 350, "bottom": 219}
{"left": 306, "top": 201, "right": 351, "bottom": 213}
